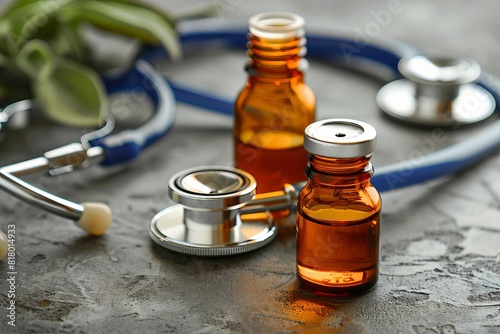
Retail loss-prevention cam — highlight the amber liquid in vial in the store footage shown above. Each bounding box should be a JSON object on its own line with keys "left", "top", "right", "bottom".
{"left": 234, "top": 138, "right": 309, "bottom": 194}
{"left": 297, "top": 211, "right": 380, "bottom": 296}
{"left": 296, "top": 155, "right": 381, "bottom": 297}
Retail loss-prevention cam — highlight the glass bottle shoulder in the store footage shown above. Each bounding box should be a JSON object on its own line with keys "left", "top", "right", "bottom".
{"left": 234, "top": 77, "right": 316, "bottom": 147}
{"left": 235, "top": 79, "right": 315, "bottom": 120}
{"left": 298, "top": 181, "right": 381, "bottom": 224}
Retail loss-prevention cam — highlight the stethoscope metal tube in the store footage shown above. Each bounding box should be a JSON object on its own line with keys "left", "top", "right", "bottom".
{"left": 0, "top": 173, "right": 83, "bottom": 220}
{"left": 0, "top": 99, "right": 31, "bottom": 133}
{"left": 239, "top": 183, "right": 300, "bottom": 215}
{"left": 0, "top": 60, "right": 177, "bottom": 242}
{"left": 0, "top": 139, "right": 112, "bottom": 238}
{"left": 0, "top": 143, "right": 104, "bottom": 220}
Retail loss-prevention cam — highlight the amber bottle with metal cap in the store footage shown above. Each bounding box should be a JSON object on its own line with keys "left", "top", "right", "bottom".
{"left": 234, "top": 12, "right": 316, "bottom": 193}
{"left": 296, "top": 119, "right": 381, "bottom": 297}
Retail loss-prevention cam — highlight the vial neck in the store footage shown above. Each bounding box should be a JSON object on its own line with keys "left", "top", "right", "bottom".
{"left": 246, "top": 33, "right": 307, "bottom": 80}
{"left": 306, "top": 155, "right": 374, "bottom": 186}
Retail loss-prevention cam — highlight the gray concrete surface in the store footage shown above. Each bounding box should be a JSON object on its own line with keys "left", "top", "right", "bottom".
{"left": 1, "top": 0, "right": 500, "bottom": 333}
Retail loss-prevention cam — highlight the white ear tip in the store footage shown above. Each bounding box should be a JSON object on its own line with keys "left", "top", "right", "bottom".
{"left": 75, "top": 203, "right": 112, "bottom": 236}
{"left": 0, "top": 229, "right": 7, "bottom": 260}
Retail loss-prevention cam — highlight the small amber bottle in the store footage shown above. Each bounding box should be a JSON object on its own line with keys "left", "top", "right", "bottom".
{"left": 296, "top": 119, "right": 381, "bottom": 297}
{"left": 234, "top": 12, "right": 316, "bottom": 193}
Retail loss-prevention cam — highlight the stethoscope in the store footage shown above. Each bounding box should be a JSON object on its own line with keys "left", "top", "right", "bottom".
{"left": 1, "top": 20, "right": 500, "bottom": 258}
{"left": 0, "top": 60, "right": 176, "bottom": 250}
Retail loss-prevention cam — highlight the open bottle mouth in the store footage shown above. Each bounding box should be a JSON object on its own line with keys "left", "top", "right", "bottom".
{"left": 249, "top": 12, "right": 305, "bottom": 40}
{"left": 246, "top": 12, "right": 308, "bottom": 73}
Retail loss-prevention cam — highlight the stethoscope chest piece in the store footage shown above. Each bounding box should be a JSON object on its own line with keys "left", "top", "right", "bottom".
{"left": 150, "top": 166, "right": 278, "bottom": 256}
{"left": 377, "top": 53, "right": 495, "bottom": 127}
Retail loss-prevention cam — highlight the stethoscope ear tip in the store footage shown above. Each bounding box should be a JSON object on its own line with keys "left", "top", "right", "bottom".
{"left": 0, "top": 202, "right": 112, "bottom": 261}
{"left": 0, "top": 229, "right": 7, "bottom": 260}
{"left": 75, "top": 202, "right": 112, "bottom": 236}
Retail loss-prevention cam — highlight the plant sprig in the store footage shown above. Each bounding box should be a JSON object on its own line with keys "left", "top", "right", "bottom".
{"left": 0, "top": 0, "right": 214, "bottom": 127}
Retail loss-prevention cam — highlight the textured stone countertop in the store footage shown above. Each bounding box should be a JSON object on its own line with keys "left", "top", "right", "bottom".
{"left": 0, "top": 0, "right": 499, "bottom": 333}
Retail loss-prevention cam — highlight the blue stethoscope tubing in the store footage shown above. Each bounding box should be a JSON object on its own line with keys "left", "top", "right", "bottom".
{"left": 138, "top": 21, "right": 500, "bottom": 193}
{"left": 0, "top": 60, "right": 177, "bottom": 223}
{"left": 95, "top": 60, "right": 177, "bottom": 167}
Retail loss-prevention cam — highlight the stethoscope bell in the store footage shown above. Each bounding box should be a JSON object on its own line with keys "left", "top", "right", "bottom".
{"left": 150, "top": 166, "right": 279, "bottom": 256}
{"left": 377, "top": 53, "right": 496, "bottom": 127}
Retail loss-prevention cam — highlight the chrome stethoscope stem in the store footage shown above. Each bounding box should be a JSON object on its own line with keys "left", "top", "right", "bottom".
{"left": 240, "top": 183, "right": 303, "bottom": 215}
{"left": 0, "top": 170, "right": 84, "bottom": 220}
{"left": 0, "top": 145, "right": 104, "bottom": 221}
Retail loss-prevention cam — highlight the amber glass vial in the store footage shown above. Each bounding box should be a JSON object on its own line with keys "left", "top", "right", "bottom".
{"left": 296, "top": 119, "right": 381, "bottom": 297}
{"left": 234, "top": 12, "right": 316, "bottom": 193}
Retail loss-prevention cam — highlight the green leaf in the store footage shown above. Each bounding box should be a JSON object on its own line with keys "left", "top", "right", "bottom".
{"left": 50, "top": 22, "right": 86, "bottom": 60}
{"left": 100, "top": 0, "right": 176, "bottom": 26}
{"left": 15, "top": 38, "right": 105, "bottom": 126}
{"left": 0, "top": 19, "right": 18, "bottom": 55}
{"left": 34, "top": 60, "right": 107, "bottom": 127}
{"left": 58, "top": 0, "right": 181, "bottom": 60}
{"left": 16, "top": 39, "right": 52, "bottom": 78}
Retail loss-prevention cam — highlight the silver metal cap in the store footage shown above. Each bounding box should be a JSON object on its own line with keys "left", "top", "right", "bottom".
{"left": 304, "top": 119, "right": 377, "bottom": 158}
{"left": 168, "top": 166, "right": 256, "bottom": 211}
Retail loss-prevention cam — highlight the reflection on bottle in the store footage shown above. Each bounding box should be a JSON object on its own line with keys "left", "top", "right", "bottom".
{"left": 234, "top": 12, "right": 316, "bottom": 193}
